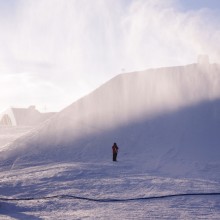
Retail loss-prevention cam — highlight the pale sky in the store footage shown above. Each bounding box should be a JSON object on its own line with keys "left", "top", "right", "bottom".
{"left": 0, "top": 0, "right": 220, "bottom": 113}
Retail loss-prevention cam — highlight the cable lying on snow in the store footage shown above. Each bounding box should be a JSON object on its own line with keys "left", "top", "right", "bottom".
{"left": 0, "top": 192, "right": 220, "bottom": 203}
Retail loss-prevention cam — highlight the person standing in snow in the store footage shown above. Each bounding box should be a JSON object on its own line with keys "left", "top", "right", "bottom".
{"left": 112, "top": 142, "right": 119, "bottom": 162}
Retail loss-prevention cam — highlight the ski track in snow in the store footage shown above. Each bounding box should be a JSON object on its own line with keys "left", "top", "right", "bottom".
{"left": 0, "top": 162, "right": 220, "bottom": 219}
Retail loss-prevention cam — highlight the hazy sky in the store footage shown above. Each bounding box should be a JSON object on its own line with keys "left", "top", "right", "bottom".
{"left": 0, "top": 0, "right": 220, "bottom": 113}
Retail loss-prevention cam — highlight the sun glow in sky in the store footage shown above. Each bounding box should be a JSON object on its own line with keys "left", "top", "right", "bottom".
{"left": 0, "top": 0, "right": 220, "bottom": 113}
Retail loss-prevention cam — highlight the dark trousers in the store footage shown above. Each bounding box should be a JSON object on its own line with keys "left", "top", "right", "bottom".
{"left": 113, "top": 153, "right": 117, "bottom": 161}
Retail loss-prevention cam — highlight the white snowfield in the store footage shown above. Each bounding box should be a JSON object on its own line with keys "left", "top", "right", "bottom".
{"left": 0, "top": 126, "right": 33, "bottom": 152}
{"left": 0, "top": 162, "right": 220, "bottom": 219}
{"left": 0, "top": 63, "right": 220, "bottom": 219}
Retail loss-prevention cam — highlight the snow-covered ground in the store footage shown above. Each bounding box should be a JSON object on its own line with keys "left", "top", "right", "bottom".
{"left": 0, "top": 162, "right": 220, "bottom": 219}
{"left": 0, "top": 126, "right": 33, "bottom": 152}
{"left": 1, "top": 63, "right": 220, "bottom": 219}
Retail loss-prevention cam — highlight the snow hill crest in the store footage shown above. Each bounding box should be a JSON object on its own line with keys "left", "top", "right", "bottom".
{"left": 1, "top": 63, "right": 220, "bottom": 180}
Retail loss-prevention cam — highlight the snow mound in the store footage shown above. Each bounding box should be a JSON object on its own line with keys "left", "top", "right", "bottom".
{"left": 1, "top": 63, "right": 220, "bottom": 179}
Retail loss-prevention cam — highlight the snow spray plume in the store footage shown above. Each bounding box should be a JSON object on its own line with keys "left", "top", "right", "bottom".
{"left": 1, "top": 0, "right": 220, "bottom": 111}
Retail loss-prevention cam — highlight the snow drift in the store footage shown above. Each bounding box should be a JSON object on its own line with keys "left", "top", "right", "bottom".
{"left": 1, "top": 63, "right": 220, "bottom": 179}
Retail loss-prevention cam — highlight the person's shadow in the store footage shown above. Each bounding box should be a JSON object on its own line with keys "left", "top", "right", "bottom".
{"left": 0, "top": 202, "right": 42, "bottom": 220}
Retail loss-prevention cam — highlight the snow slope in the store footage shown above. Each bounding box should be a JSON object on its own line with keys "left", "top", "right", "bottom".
{"left": 1, "top": 63, "right": 220, "bottom": 219}
{"left": 1, "top": 63, "right": 220, "bottom": 179}
{"left": 0, "top": 126, "right": 33, "bottom": 151}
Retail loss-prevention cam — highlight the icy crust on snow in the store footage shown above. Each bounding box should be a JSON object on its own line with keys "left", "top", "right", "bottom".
{"left": 1, "top": 63, "right": 220, "bottom": 180}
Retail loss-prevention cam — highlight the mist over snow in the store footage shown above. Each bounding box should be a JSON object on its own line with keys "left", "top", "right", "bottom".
{"left": 1, "top": 62, "right": 220, "bottom": 180}
{"left": 1, "top": 1, "right": 220, "bottom": 218}
{"left": 0, "top": 0, "right": 220, "bottom": 112}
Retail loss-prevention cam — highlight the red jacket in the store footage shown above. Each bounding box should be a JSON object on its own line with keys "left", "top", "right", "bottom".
{"left": 112, "top": 144, "right": 118, "bottom": 153}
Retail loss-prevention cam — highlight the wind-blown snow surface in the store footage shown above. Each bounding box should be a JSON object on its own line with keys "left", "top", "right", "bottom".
{"left": 1, "top": 63, "right": 220, "bottom": 219}
{"left": 0, "top": 162, "right": 220, "bottom": 219}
